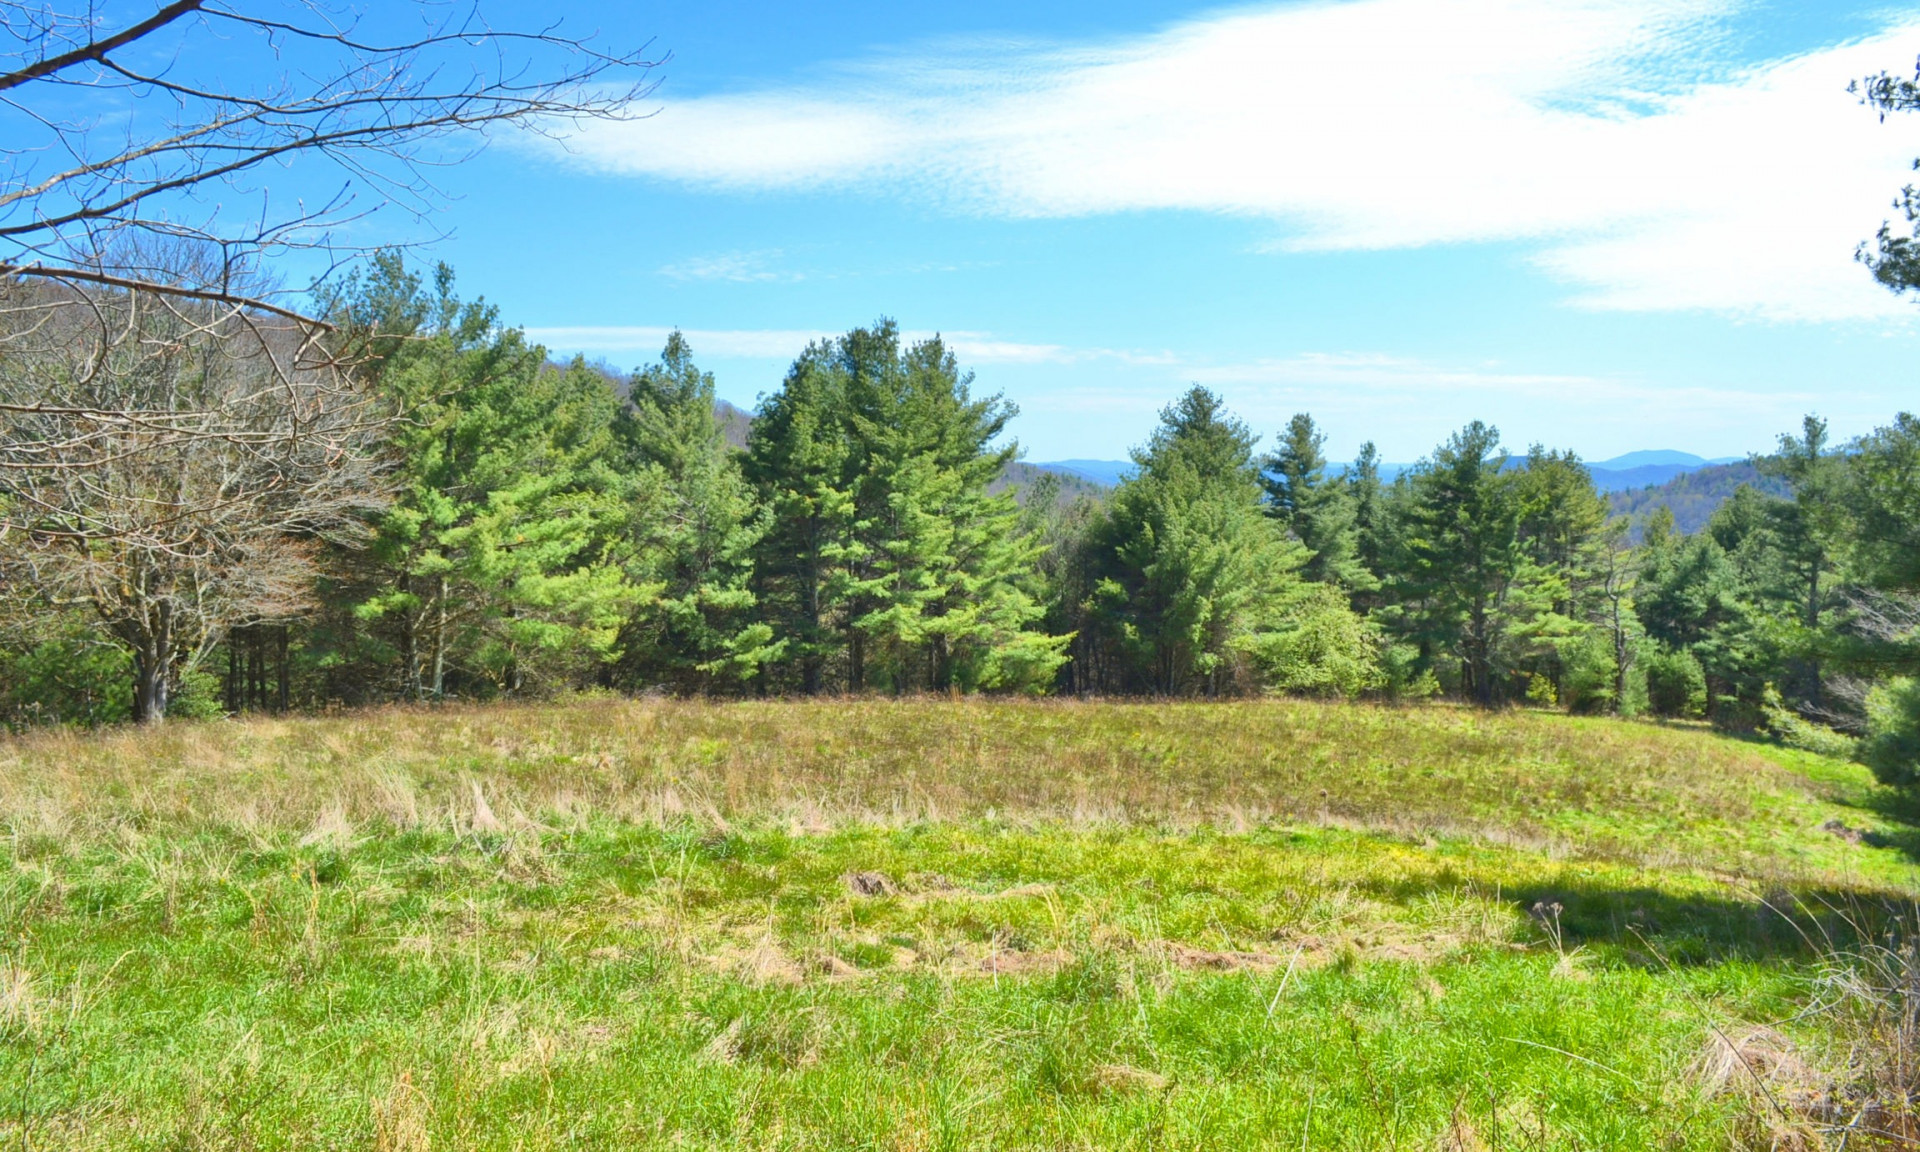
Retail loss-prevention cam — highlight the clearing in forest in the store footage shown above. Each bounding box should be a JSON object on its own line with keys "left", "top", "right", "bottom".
{"left": 0, "top": 698, "right": 1911, "bottom": 1148}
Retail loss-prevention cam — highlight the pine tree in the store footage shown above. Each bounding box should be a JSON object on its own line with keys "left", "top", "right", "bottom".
{"left": 1636, "top": 492, "right": 1777, "bottom": 727}
{"left": 1754, "top": 415, "right": 1847, "bottom": 709}
{"left": 332, "top": 256, "right": 642, "bottom": 698}
{"left": 1391, "top": 422, "right": 1531, "bottom": 706}
{"left": 1512, "top": 447, "right": 1614, "bottom": 707}
{"left": 1347, "top": 441, "right": 1393, "bottom": 608}
{"left": 1081, "top": 387, "right": 1312, "bottom": 696}
{"left": 746, "top": 321, "right": 1063, "bottom": 694}
{"left": 744, "top": 341, "right": 855, "bottom": 694}
{"left": 616, "top": 333, "right": 779, "bottom": 691}
{"left": 1266, "top": 413, "right": 1368, "bottom": 589}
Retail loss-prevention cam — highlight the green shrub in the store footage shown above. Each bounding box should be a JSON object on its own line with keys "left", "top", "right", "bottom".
{"left": 0, "top": 623, "right": 131, "bottom": 729}
{"left": 1241, "top": 583, "right": 1384, "bottom": 699}
{"left": 170, "top": 668, "right": 228, "bottom": 721}
{"left": 1643, "top": 648, "right": 1706, "bottom": 719}
{"left": 1379, "top": 641, "right": 1440, "bottom": 701}
{"left": 1760, "top": 684, "right": 1857, "bottom": 759}
{"left": 1559, "top": 633, "right": 1619, "bottom": 715}
{"left": 1861, "top": 677, "right": 1920, "bottom": 788}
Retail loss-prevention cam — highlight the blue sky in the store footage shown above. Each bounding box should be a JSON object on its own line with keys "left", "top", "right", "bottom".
{"left": 75, "top": 1, "right": 1920, "bottom": 463}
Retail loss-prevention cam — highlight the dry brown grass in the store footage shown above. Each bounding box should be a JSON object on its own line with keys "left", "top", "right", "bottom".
{"left": 0, "top": 696, "right": 1908, "bottom": 1149}
{"left": 0, "top": 696, "right": 1864, "bottom": 872}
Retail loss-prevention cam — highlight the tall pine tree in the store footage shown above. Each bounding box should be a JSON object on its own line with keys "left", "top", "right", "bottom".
{"left": 616, "top": 333, "right": 779, "bottom": 691}
{"left": 1265, "top": 413, "right": 1368, "bottom": 588}
{"left": 746, "top": 321, "right": 1063, "bottom": 694}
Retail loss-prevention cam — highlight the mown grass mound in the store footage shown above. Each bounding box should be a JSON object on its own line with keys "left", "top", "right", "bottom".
{"left": 1, "top": 698, "right": 1914, "bottom": 1148}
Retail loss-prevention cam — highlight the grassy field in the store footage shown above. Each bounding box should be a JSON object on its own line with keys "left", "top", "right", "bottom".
{"left": 0, "top": 697, "right": 1914, "bottom": 1149}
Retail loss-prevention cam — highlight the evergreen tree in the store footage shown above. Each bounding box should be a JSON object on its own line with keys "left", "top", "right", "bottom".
{"left": 1347, "top": 441, "right": 1393, "bottom": 608}
{"left": 1834, "top": 413, "right": 1920, "bottom": 782}
{"left": 744, "top": 341, "right": 855, "bottom": 694}
{"left": 746, "top": 320, "right": 1064, "bottom": 694}
{"left": 329, "top": 255, "right": 642, "bottom": 698}
{"left": 1754, "top": 415, "right": 1848, "bottom": 709}
{"left": 1390, "top": 422, "right": 1532, "bottom": 706}
{"left": 1512, "top": 447, "right": 1614, "bottom": 708}
{"left": 1080, "top": 387, "right": 1314, "bottom": 696}
{"left": 1635, "top": 493, "right": 1777, "bottom": 727}
{"left": 1848, "top": 412, "right": 1920, "bottom": 599}
{"left": 616, "top": 333, "right": 779, "bottom": 691}
{"left": 1265, "top": 413, "right": 1368, "bottom": 588}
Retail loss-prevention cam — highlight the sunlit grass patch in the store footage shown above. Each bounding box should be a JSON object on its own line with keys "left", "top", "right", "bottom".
{"left": 0, "top": 698, "right": 1914, "bottom": 1147}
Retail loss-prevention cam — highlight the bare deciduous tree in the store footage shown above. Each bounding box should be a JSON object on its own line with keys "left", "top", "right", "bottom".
{"left": 0, "top": 1, "right": 656, "bottom": 309}
{"left": 0, "top": 1, "right": 659, "bottom": 477}
{"left": 0, "top": 243, "right": 387, "bottom": 721}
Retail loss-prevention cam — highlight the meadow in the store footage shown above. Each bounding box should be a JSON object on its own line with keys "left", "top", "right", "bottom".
{"left": 1, "top": 697, "right": 1914, "bottom": 1149}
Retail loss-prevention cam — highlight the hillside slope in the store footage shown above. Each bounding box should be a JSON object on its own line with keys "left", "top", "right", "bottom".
{"left": 1609, "top": 461, "right": 1789, "bottom": 534}
{"left": 1, "top": 699, "right": 1907, "bottom": 1147}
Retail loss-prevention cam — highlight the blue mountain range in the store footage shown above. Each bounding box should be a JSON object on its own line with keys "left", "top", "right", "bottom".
{"left": 1035, "top": 450, "right": 1747, "bottom": 495}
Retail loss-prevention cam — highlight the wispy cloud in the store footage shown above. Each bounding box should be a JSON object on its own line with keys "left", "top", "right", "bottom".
{"left": 1180, "top": 351, "right": 1838, "bottom": 409}
{"left": 1016, "top": 348, "right": 1866, "bottom": 460}
{"left": 557, "top": 0, "right": 1920, "bottom": 321}
{"left": 525, "top": 326, "right": 830, "bottom": 359}
{"left": 522, "top": 325, "right": 1177, "bottom": 366}
{"left": 524, "top": 325, "right": 1880, "bottom": 457}
{"left": 658, "top": 250, "right": 804, "bottom": 283}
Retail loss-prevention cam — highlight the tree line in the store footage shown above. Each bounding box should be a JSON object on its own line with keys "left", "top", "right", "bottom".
{"left": 2, "top": 250, "right": 1917, "bottom": 789}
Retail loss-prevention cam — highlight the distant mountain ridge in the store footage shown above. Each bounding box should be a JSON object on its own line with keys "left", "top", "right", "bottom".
{"left": 707, "top": 414, "right": 1768, "bottom": 533}
{"left": 1609, "top": 461, "right": 1788, "bottom": 535}
{"left": 1592, "top": 449, "right": 1742, "bottom": 470}
{"left": 1034, "top": 449, "right": 1751, "bottom": 495}
{"left": 1038, "top": 459, "right": 1134, "bottom": 486}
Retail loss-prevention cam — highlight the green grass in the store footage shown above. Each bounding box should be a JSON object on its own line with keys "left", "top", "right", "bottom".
{"left": 1, "top": 698, "right": 1914, "bottom": 1148}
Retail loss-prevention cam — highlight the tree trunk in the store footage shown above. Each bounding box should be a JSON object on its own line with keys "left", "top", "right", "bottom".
{"left": 399, "top": 573, "right": 419, "bottom": 700}
{"left": 226, "top": 637, "right": 241, "bottom": 715}
{"left": 1802, "top": 564, "right": 1824, "bottom": 710}
{"left": 431, "top": 575, "right": 448, "bottom": 699}
{"left": 1611, "top": 599, "right": 1629, "bottom": 714}
{"left": 132, "top": 648, "right": 170, "bottom": 724}
{"left": 276, "top": 625, "right": 291, "bottom": 712}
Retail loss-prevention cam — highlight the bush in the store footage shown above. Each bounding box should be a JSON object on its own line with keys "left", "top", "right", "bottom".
{"left": 1559, "top": 633, "right": 1619, "bottom": 715}
{"left": 0, "top": 624, "right": 131, "bottom": 729}
{"left": 1241, "top": 583, "right": 1385, "bottom": 699}
{"left": 1760, "top": 685, "right": 1857, "bottom": 759}
{"left": 1379, "top": 642, "right": 1439, "bottom": 701}
{"left": 1643, "top": 647, "right": 1706, "bottom": 719}
{"left": 1860, "top": 677, "right": 1920, "bottom": 788}
{"left": 170, "top": 667, "right": 228, "bottom": 721}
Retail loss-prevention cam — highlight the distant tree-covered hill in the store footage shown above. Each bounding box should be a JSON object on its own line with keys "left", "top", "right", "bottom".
{"left": 706, "top": 398, "right": 1098, "bottom": 505}
{"left": 715, "top": 400, "right": 753, "bottom": 449}
{"left": 1608, "top": 460, "right": 1788, "bottom": 535}
{"left": 990, "top": 461, "right": 1108, "bottom": 507}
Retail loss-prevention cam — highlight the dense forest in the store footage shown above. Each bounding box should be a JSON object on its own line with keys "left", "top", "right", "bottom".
{"left": 2, "top": 249, "right": 1918, "bottom": 790}
{"left": 1607, "top": 461, "right": 1789, "bottom": 536}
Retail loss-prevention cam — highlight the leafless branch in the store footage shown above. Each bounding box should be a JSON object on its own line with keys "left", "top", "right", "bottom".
{"left": 0, "top": 1, "right": 659, "bottom": 481}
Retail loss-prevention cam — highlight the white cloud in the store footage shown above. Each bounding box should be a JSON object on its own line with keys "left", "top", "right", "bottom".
{"left": 1179, "top": 350, "right": 1837, "bottom": 408}
{"left": 558, "top": 0, "right": 1920, "bottom": 321}
{"left": 525, "top": 326, "right": 832, "bottom": 358}
{"left": 1014, "top": 348, "right": 1871, "bottom": 461}
{"left": 658, "top": 250, "right": 802, "bottom": 283}
{"left": 522, "top": 325, "right": 1173, "bottom": 366}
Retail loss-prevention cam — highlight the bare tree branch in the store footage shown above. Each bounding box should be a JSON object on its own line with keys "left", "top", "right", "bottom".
{"left": 0, "top": 0, "right": 204, "bottom": 93}
{"left": 0, "top": 1, "right": 660, "bottom": 483}
{"left": 0, "top": 240, "right": 389, "bottom": 721}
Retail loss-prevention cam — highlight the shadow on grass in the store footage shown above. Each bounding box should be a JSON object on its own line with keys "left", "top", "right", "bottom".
{"left": 1362, "top": 872, "right": 1916, "bottom": 965}
{"left": 1837, "top": 785, "right": 1920, "bottom": 864}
